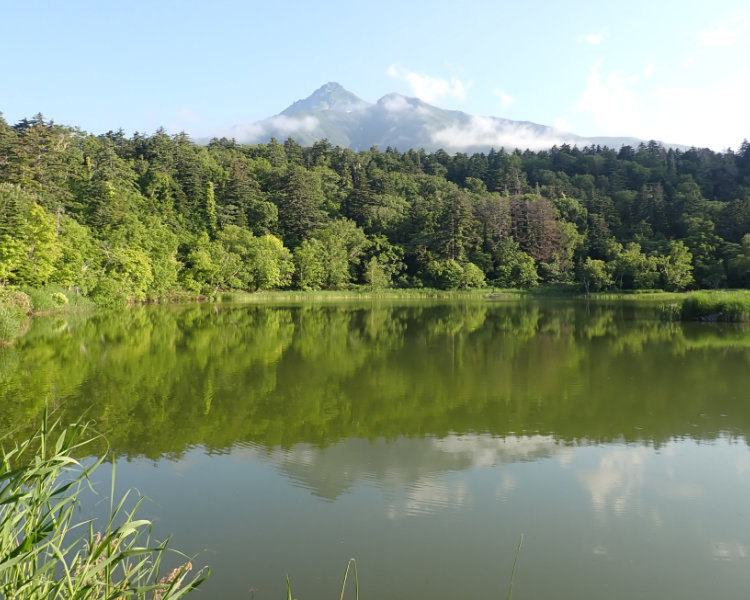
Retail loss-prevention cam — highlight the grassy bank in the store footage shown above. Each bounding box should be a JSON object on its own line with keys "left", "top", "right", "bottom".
{"left": 679, "top": 290, "right": 750, "bottom": 322}
{"left": 219, "top": 287, "right": 511, "bottom": 303}
{"left": 571, "top": 289, "right": 750, "bottom": 321}
{"left": 3, "top": 286, "right": 750, "bottom": 341}
{"left": 0, "top": 290, "right": 31, "bottom": 344}
{"left": 0, "top": 286, "right": 98, "bottom": 345}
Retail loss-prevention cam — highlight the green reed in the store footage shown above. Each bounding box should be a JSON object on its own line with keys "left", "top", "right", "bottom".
{"left": 285, "top": 558, "right": 359, "bottom": 600}
{"left": 680, "top": 290, "right": 750, "bottom": 322}
{"left": 0, "top": 414, "right": 208, "bottom": 599}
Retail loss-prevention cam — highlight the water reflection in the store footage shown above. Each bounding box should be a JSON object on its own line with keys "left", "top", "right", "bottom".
{"left": 103, "top": 432, "right": 750, "bottom": 599}
{"left": 577, "top": 446, "right": 650, "bottom": 517}
{"left": 4, "top": 301, "right": 750, "bottom": 599}
{"left": 2, "top": 301, "right": 750, "bottom": 455}
{"left": 249, "top": 434, "right": 568, "bottom": 517}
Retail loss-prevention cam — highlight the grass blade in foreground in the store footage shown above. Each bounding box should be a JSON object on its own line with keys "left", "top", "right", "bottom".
{"left": 506, "top": 533, "right": 524, "bottom": 600}
{"left": 0, "top": 415, "right": 209, "bottom": 599}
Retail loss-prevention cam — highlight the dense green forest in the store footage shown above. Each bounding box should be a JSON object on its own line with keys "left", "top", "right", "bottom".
{"left": 1, "top": 112, "right": 750, "bottom": 304}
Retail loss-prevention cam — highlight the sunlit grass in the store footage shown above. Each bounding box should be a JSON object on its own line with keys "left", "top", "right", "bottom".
{"left": 679, "top": 290, "right": 750, "bottom": 322}
{"left": 220, "top": 288, "right": 497, "bottom": 303}
{"left": 19, "top": 286, "right": 95, "bottom": 313}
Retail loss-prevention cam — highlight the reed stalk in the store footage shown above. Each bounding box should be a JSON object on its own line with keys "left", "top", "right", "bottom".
{"left": 0, "top": 413, "right": 208, "bottom": 599}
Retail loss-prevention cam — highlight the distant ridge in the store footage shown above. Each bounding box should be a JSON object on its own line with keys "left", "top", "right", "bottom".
{"left": 219, "top": 82, "right": 685, "bottom": 152}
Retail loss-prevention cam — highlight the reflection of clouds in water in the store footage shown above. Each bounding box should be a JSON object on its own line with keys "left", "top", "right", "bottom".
{"left": 592, "top": 545, "right": 610, "bottom": 557}
{"left": 577, "top": 442, "right": 710, "bottom": 526}
{"left": 384, "top": 435, "right": 564, "bottom": 518}
{"left": 557, "top": 446, "right": 576, "bottom": 467}
{"left": 735, "top": 454, "right": 750, "bottom": 483}
{"left": 494, "top": 472, "right": 517, "bottom": 501}
{"left": 650, "top": 507, "right": 663, "bottom": 528}
{"left": 436, "top": 434, "right": 564, "bottom": 467}
{"left": 249, "top": 434, "right": 569, "bottom": 513}
{"left": 388, "top": 478, "right": 470, "bottom": 519}
{"left": 658, "top": 480, "right": 704, "bottom": 500}
{"left": 577, "top": 447, "right": 649, "bottom": 517}
{"left": 711, "top": 541, "right": 748, "bottom": 560}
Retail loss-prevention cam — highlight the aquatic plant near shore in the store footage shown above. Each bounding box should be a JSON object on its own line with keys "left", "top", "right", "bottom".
{"left": 0, "top": 291, "right": 31, "bottom": 344}
{"left": 680, "top": 290, "right": 750, "bottom": 322}
{"left": 0, "top": 415, "right": 208, "bottom": 599}
{"left": 285, "top": 558, "right": 359, "bottom": 600}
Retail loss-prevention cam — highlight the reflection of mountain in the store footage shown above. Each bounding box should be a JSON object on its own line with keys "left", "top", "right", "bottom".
{"left": 3, "top": 301, "right": 750, "bottom": 457}
{"left": 255, "top": 434, "right": 564, "bottom": 504}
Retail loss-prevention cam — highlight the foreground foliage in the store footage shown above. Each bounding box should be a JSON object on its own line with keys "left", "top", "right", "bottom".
{"left": 0, "top": 417, "right": 208, "bottom": 599}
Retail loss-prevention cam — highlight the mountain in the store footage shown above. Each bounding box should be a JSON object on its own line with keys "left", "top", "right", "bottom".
{"left": 221, "top": 82, "right": 673, "bottom": 152}
{"left": 279, "top": 82, "right": 370, "bottom": 115}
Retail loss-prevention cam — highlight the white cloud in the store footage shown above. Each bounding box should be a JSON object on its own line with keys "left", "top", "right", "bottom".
{"left": 577, "top": 61, "right": 644, "bottom": 135}
{"left": 227, "top": 122, "right": 264, "bottom": 142}
{"left": 431, "top": 116, "right": 574, "bottom": 151}
{"left": 554, "top": 117, "right": 572, "bottom": 132}
{"left": 643, "top": 60, "right": 656, "bottom": 78}
{"left": 387, "top": 64, "right": 472, "bottom": 104}
{"left": 267, "top": 115, "right": 319, "bottom": 135}
{"left": 381, "top": 94, "right": 412, "bottom": 112}
{"left": 578, "top": 29, "right": 606, "bottom": 45}
{"left": 696, "top": 27, "right": 740, "bottom": 47}
{"left": 576, "top": 59, "right": 750, "bottom": 149}
{"left": 227, "top": 115, "right": 319, "bottom": 143}
{"left": 493, "top": 89, "right": 515, "bottom": 109}
{"left": 584, "top": 30, "right": 606, "bottom": 45}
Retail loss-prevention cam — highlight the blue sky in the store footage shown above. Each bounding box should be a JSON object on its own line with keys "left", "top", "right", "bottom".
{"left": 2, "top": 0, "right": 749, "bottom": 150}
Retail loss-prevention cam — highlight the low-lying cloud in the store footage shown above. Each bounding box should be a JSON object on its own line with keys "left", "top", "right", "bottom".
{"left": 228, "top": 114, "right": 319, "bottom": 143}
{"left": 431, "top": 116, "right": 573, "bottom": 151}
{"left": 381, "top": 94, "right": 413, "bottom": 112}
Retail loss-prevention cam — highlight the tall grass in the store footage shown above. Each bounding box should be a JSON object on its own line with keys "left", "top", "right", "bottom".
{"left": 0, "top": 304, "right": 23, "bottom": 345}
{"left": 220, "top": 288, "right": 504, "bottom": 304}
{"left": 19, "top": 286, "right": 95, "bottom": 313}
{"left": 506, "top": 534, "right": 524, "bottom": 600}
{"left": 0, "top": 291, "right": 32, "bottom": 345}
{"left": 680, "top": 290, "right": 750, "bottom": 322}
{"left": 0, "top": 415, "right": 208, "bottom": 599}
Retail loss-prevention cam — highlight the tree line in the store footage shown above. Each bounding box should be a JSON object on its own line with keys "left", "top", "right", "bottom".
{"left": 1, "top": 111, "right": 750, "bottom": 303}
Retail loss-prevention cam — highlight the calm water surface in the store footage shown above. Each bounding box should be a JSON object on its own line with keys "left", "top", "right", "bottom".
{"left": 2, "top": 300, "right": 750, "bottom": 599}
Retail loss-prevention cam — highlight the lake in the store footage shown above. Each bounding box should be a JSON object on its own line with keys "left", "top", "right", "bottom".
{"left": 2, "top": 300, "right": 750, "bottom": 599}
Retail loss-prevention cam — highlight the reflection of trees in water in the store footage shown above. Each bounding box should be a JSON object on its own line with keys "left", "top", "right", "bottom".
{"left": 1, "top": 301, "right": 750, "bottom": 456}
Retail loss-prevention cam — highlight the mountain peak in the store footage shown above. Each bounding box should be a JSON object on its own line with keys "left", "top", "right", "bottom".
{"left": 227, "top": 83, "right": 683, "bottom": 152}
{"left": 280, "top": 82, "right": 370, "bottom": 116}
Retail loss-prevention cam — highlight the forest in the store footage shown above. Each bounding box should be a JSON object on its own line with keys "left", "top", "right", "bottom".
{"left": 1, "top": 112, "right": 750, "bottom": 305}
